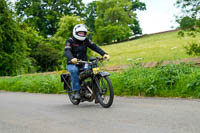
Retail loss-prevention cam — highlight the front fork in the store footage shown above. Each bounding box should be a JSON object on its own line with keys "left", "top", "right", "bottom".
{"left": 92, "top": 75, "right": 103, "bottom": 100}
{"left": 92, "top": 72, "right": 110, "bottom": 95}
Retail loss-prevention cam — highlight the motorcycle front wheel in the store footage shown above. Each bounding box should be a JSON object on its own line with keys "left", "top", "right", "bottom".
{"left": 96, "top": 76, "right": 114, "bottom": 108}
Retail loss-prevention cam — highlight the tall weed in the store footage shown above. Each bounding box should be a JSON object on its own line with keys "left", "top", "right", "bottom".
{"left": 111, "top": 63, "right": 200, "bottom": 98}
{"left": 0, "top": 74, "right": 63, "bottom": 94}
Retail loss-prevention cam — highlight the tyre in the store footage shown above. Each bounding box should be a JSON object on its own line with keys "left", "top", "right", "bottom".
{"left": 64, "top": 80, "right": 80, "bottom": 105}
{"left": 96, "top": 76, "right": 114, "bottom": 108}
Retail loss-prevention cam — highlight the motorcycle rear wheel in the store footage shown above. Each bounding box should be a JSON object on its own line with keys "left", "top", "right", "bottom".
{"left": 64, "top": 81, "right": 80, "bottom": 105}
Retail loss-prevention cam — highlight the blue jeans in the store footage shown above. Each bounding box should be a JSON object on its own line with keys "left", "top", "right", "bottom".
{"left": 67, "top": 64, "right": 80, "bottom": 91}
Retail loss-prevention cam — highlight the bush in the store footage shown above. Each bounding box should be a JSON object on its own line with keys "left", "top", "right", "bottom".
{"left": 32, "top": 44, "right": 61, "bottom": 72}
{"left": 185, "top": 42, "right": 200, "bottom": 56}
{"left": 111, "top": 63, "right": 200, "bottom": 98}
{"left": 0, "top": 0, "right": 31, "bottom": 76}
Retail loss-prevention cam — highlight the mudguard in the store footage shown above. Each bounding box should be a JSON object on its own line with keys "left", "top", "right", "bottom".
{"left": 97, "top": 72, "right": 110, "bottom": 77}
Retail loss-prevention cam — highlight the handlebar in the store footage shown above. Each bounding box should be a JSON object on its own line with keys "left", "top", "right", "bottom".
{"left": 77, "top": 57, "right": 105, "bottom": 65}
{"left": 77, "top": 60, "right": 92, "bottom": 65}
{"left": 69, "top": 57, "right": 106, "bottom": 65}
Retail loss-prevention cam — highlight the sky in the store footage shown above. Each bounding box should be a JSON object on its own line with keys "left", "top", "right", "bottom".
{"left": 10, "top": 0, "right": 180, "bottom": 34}
{"left": 135, "top": 0, "right": 180, "bottom": 34}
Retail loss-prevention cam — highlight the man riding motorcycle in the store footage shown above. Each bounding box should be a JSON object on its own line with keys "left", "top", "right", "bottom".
{"left": 64, "top": 24, "right": 110, "bottom": 99}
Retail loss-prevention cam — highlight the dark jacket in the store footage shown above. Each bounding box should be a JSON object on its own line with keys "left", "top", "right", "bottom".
{"left": 64, "top": 37, "right": 106, "bottom": 64}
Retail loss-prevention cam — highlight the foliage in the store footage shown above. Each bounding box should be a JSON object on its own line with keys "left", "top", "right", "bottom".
{"left": 46, "top": 15, "right": 85, "bottom": 70}
{"left": 111, "top": 63, "right": 200, "bottom": 98}
{"left": 19, "top": 22, "right": 43, "bottom": 52}
{"left": 175, "top": 0, "right": 200, "bottom": 57}
{"left": 131, "top": 0, "right": 146, "bottom": 11}
{"left": 185, "top": 42, "right": 200, "bottom": 56}
{"left": 130, "top": 0, "right": 146, "bottom": 35}
{"left": 85, "top": 1, "right": 97, "bottom": 39}
{"left": 175, "top": 0, "right": 200, "bottom": 35}
{"left": 0, "top": 0, "right": 31, "bottom": 76}
{"left": 93, "top": 0, "right": 136, "bottom": 45}
{"left": 52, "top": 15, "right": 84, "bottom": 50}
{"left": 31, "top": 44, "right": 61, "bottom": 72}
{"left": 130, "top": 18, "right": 142, "bottom": 35}
{"left": 19, "top": 23, "right": 44, "bottom": 73}
{"left": 0, "top": 74, "right": 63, "bottom": 94}
{"left": 94, "top": 24, "right": 132, "bottom": 45}
{"left": 15, "top": 0, "right": 85, "bottom": 37}
{"left": 86, "top": 0, "right": 145, "bottom": 40}
{"left": 1, "top": 64, "right": 200, "bottom": 98}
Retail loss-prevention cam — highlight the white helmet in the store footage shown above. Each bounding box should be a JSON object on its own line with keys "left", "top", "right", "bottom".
{"left": 73, "top": 24, "right": 88, "bottom": 41}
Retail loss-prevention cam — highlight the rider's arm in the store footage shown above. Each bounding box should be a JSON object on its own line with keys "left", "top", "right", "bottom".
{"left": 87, "top": 38, "right": 107, "bottom": 56}
{"left": 64, "top": 39, "right": 74, "bottom": 61}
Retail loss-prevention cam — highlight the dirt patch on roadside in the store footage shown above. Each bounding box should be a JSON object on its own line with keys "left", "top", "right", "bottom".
{"left": 103, "top": 57, "right": 200, "bottom": 71}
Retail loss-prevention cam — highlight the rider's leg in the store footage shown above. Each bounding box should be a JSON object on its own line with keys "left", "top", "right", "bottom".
{"left": 67, "top": 64, "right": 80, "bottom": 99}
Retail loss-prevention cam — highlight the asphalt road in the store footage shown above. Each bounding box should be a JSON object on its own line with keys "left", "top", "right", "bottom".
{"left": 0, "top": 91, "right": 200, "bottom": 133}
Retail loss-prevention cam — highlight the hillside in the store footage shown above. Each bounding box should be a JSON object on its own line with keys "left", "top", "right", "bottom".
{"left": 99, "top": 31, "right": 200, "bottom": 66}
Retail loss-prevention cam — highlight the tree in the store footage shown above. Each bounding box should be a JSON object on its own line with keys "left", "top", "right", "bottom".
{"left": 175, "top": 0, "right": 200, "bottom": 36}
{"left": 93, "top": 0, "right": 136, "bottom": 45}
{"left": 31, "top": 44, "right": 61, "bottom": 72}
{"left": 85, "top": 1, "right": 97, "bottom": 39}
{"left": 85, "top": 0, "right": 146, "bottom": 39}
{"left": 51, "top": 15, "right": 84, "bottom": 50}
{"left": 20, "top": 22, "right": 43, "bottom": 52}
{"left": 175, "top": 0, "right": 200, "bottom": 56}
{"left": 0, "top": 0, "right": 31, "bottom": 76}
{"left": 44, "top": 15, "right": 84, "bottom": 70}
{"left": 131, "top": 0, "right": 146, "bottom": 11}
{"left": 130, "top": 0, "right": 146, "bottom": 35}
{"left": 15, "top": 0, "right": 85, "bottom": 37}
{"left": 50, "top": 15, "right": 95, "bottom": 69}
{"left": 130, "top": 18, "right": 142, "bottom": 35}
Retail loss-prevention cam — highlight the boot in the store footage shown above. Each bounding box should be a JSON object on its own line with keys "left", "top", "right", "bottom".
{"left": 74, "top": 90, "right": 80, "bottom": 99}
{"left": 95, "top": 98, "right": 99, "bottom": 104}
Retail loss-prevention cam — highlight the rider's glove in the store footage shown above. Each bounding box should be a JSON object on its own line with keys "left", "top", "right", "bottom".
{"left": 103, "top": 54, "right": 110, "bottom": 60}
{"left": 71, "top": 58, "right": 78, "bottom": 64}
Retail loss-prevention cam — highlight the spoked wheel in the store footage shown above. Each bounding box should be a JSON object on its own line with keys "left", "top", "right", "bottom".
{"left": 96, "top": 76, "right": 114, "bottom": 108}
{"left": 64, "top": 80, "right": 80, "bottom": 105}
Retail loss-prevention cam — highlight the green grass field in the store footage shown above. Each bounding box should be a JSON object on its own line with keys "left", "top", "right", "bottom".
{"left": 99, "top": 31, "right": 200, "bottom": 66}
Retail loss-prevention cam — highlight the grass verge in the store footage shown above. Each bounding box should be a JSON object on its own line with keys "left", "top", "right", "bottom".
{"left": 0, "top": 63, "right": 200, "bottom": 98}
{"left": 0, "top": 74, "right": 63, "bottom": 94}
{"left": 110, "top": 63, "right": 200, "bottom": 98}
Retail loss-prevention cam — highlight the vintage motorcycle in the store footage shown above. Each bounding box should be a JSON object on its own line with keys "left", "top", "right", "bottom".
{"left": 61, "top": 57, "right": 114, "bottom": 108}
